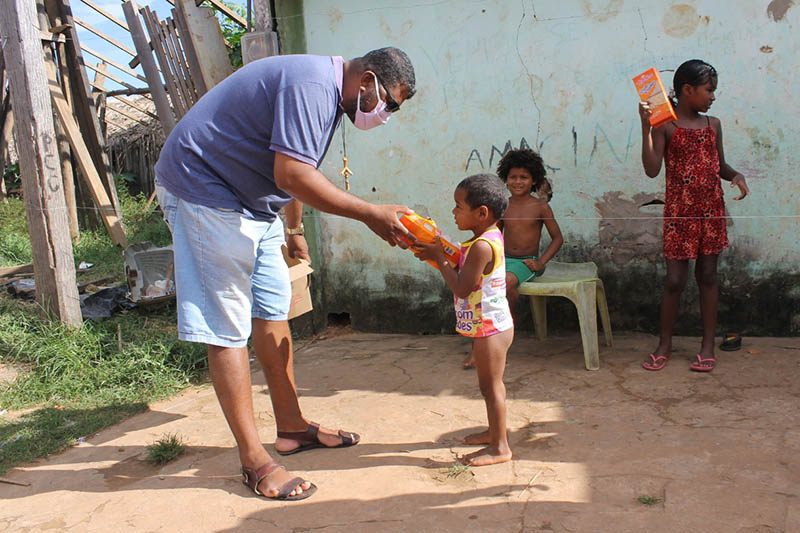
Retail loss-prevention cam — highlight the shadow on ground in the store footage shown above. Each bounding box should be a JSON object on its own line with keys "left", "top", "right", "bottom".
{"left": 1, "top": 332, "right": 799, "bottom": 532}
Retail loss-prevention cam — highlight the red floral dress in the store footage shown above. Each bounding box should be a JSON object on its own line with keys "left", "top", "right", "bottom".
{"left": 663, "top": 119, "right": 729, "bottom": 260}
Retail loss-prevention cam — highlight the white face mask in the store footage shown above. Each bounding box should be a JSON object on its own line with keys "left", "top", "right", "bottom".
{"left": 354, "top": 73, "right": 392, "bottom": 130}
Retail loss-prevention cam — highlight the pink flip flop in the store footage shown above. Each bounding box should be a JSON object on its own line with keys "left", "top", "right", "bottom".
{"left": 642, "top": 353, "right": 670, "bottom": 371}
{"left": 689, "top": 354, "right": 716, "bottom": 372}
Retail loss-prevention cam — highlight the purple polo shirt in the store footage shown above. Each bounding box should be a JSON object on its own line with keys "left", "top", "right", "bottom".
{"left": 155, "top": 55, "right": 344, "bottom": 222}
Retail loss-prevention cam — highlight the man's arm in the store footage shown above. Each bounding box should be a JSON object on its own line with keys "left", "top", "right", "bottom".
{"left": 274, "top": 153, "right": 412, "bottom": 247}
{"left": 283, "top": 199, "right": 310, "bottom": 262}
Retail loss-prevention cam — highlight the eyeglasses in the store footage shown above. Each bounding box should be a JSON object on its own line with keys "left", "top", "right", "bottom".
{"left": 376, "top": 75, "right": 401, "bottom": 113}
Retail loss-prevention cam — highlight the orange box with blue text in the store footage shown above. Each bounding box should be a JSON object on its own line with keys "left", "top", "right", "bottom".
{"left": 633, "top": 68, "right": 677, "bottom": 128}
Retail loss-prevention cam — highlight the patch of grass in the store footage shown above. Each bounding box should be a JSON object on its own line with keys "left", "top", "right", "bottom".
{"left": 0, "top": 300, "right": 206, "bottom": 475}
{"left": 0, "top": 183, "right": 207, "bottom": 475}
{"left": 0, "top": 199, "right": 31, "bottom": 266}
{"left": 0, "top": 403, "right": 147, "bottom": 474}
{"left": 446, "top": 463, "right": 471, "bottom": 478}
{"left": 0, "top": 178, "right": 172, "bottom": 274}
{"left": 0, "top": 301, "right": 206, "bottom": 410}
{"left": 146, "top": 433, "right": 186, "bottom": 465}
{"left": 636, "top": 494, "right": 661, "bottom": 505}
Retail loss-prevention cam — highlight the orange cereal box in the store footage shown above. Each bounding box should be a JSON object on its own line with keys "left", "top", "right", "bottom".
{"left": 633, "top": 68, "right": 677, "bottom": 128}
{"left": 398, "top": 213, "right": 461, "bottom": 270}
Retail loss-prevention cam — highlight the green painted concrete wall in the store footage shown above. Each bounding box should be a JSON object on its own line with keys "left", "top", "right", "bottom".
{"left": 280, "top": 0, "right": 800, "bottom": 336}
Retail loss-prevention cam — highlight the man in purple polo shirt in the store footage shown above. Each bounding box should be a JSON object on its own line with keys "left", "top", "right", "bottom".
{"left": 154, "top": 47, "right": 415, "bottom": 501}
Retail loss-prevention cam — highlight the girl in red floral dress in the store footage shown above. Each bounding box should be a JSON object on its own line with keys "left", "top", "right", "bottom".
{"left": 639, "top": 60, "right": 749, "bottom": 372}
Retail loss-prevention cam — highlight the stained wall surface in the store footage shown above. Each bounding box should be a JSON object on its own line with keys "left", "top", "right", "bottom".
{"left": 283, "top": 0, "right": 799, "bottom": 335}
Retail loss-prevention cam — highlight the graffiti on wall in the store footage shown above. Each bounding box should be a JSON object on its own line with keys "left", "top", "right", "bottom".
{"left": 464, "top": 123, "right": 638, "bottom": 172}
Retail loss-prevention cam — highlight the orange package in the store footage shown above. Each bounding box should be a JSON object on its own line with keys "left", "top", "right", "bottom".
{"left": 632, "top": 68, "right": 677, "bottom": 128}
{"left": 398, "top": 213, "right": 461, "bottom": 270}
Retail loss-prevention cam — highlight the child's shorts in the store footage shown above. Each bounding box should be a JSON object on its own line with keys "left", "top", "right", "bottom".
{"left": 156, "top": 182, "right": 291, "bottom": 348}
{"left": 505, "top": 255, "right": 541, "bottom": 284}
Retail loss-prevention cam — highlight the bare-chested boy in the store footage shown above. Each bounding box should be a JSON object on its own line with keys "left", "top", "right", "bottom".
{"left": 463, "top": 149, "right": 563, "bottom": 369}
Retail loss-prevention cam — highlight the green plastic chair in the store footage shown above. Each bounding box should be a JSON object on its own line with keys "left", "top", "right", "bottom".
{"left": 517, "top": 261, "right": 612, "bottom": 370}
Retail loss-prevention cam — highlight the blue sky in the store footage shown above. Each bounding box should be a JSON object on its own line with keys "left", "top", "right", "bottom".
{"left": 71, "top": 1, "right": 246, "bottom": 92}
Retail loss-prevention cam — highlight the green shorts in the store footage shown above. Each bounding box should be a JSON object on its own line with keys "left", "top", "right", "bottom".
{"left": 505, "top": 255, "right": 541, "bottom": 284}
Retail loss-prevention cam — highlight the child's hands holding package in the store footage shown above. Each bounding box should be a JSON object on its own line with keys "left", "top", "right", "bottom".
{"left": 412, "top": 235, "right": 446, "bottom": 265}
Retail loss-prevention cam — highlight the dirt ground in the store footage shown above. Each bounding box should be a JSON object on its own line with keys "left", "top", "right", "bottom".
{"left": 1, "top": 331, "right": 799, "bottom": 532}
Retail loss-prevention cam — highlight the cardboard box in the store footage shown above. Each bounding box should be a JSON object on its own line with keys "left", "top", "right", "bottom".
{"left": 282, "top": 245, "right": 314, "bottom": 319}
{"left": 632, "top": 67, "right": 677, "bottom": 128}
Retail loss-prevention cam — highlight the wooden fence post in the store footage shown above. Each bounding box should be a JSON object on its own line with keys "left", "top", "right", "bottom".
{"left": 0, "top": 0, "right": 82, "bottom": 326}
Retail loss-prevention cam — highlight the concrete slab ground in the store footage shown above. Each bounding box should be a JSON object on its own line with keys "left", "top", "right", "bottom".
{"left": 1, "top": 331, "right": 799, "bottom": 532}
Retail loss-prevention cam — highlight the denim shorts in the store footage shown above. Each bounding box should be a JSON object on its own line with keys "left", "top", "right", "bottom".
{"left": 156, "top": 183, "right": 290, "bottom": 348}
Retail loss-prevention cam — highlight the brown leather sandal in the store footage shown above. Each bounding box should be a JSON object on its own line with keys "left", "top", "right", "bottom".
{"left": 241, "top": 460, "right": 316, "bottom": 501}
{"left": 276, "top": 421, "right": 360, "bottom": 456}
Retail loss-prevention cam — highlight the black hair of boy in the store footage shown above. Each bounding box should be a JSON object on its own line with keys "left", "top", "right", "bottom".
{"left": 496, "top": 149, "right": 546, "bottom": 191}
{"left": 457, "top": 173, "right": 509, "bottom": 220}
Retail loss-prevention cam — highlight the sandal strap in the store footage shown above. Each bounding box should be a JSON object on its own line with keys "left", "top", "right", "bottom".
{"left": 242, "top": 460, "right": 283, "bottom": 495}
{"left": 338, "top": 430, "right": 356, "bottom": 446}
{"left": 277, "top": 421, "right": 320, "bottom": 443}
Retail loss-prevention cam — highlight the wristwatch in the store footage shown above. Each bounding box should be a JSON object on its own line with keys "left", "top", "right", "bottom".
{"left": 285, "top": 223, "right": 304, "bottom": 236}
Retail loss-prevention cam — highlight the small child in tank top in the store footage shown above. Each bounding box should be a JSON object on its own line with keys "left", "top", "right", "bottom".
{"left": 412, "top": 174, "right": 514, "bottom": 466}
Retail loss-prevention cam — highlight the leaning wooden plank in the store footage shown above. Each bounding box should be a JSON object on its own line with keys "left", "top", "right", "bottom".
{"left": 172, "top": 6, "right": 207, "bottom": 97}
{"left": 47, "top": 62, "right": 128, "bottom": 247}
{"left": 0, "top": 0, "right": 82, "bottom": 326}
{"left": 47, "top": 0, "right": 80, "bottom": 242}
{"left": 160, "top": 18, "right": 194, "bottom": 109}
{"left": 141, "top": 6, "right": 187, "bottom": 118}
{"left": 80, "top": 0, "right": 129, "bottom": 31}
{"left": 51, "top": 0, "right": 121, "bottom": 217}
{"left": 145, "top": 7, "right": 188, "bottom": 116}
{"left": 73, "top": 16, "right": 137, "bottom": 58}
{"left": 151, "top": 16, "right": 187, "bottom": 112}
{"left": 177, "top": 0, "right": 233, "bottom": 91}
{"left": 123, "top": 1, "right": 175, "bottom": 134}
{"left": 0, "top": 264, "right": 34, "bottom": 277}
{"left": 167, "top": 16, "right": 198, "bottom": 103}
{"left": 70, "top": 13, "right": 157, "bottom": 74}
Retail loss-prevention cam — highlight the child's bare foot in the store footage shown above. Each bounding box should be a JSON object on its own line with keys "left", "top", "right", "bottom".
{"left": 460, "top": 445, "right": 512, "bottom": 466}
{"left": 463, "top": 430, "right": 490, "bottom": 445}
{"left": 462, "top": 354, "right": 475, "bottom": 370}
